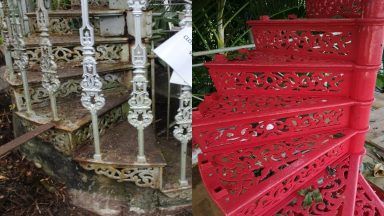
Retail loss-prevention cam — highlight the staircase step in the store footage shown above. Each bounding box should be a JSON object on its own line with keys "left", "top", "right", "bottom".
{"left": 74, "top": 121, "right": 166, "bottom": 167}
{"left": 198, "top": 128, "right": 357, "bottom": 215}
{"left": 16, "top": 89, "right": 129, "bottom": 132}
{"left": 194, "top": 94, "right": 354, "bottom": 126}
{"left": 207, "top": 51, "right": 354, "bottom": 70}
{"left": 193, "top": 94, "right": 354, "bottom": 152}
{"left": 25, "top": 35, "right": 129, "bottom": 47}
{"left": 263, "top": 157, "right": 384, "bottom": 216}
{"left": 205, "top": 51, "right": 363, "bottom": 97}
{"left": 73, "top": 121, "right": 166, "bottom": 188}
{"left": 8, "top": 62, "right": 132, "bottom": 86}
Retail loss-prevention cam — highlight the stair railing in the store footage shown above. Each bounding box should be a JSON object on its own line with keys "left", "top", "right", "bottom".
{"left": 173, "top": 2, "right": 192, "bottom": 187}
{"left": 79, "top": 0, "right": 105, "bottom": 161}
{"left": 36, "top": 0, "right": 60, "bottom": 121}
{"left": 127, "top": 0, "right": 153, "bottom": 164}
{"left": 0, "top": 0, "right": 15, "bottom": 82}
{"left": 9, "top": 0, "right": 33, "bottom": 114}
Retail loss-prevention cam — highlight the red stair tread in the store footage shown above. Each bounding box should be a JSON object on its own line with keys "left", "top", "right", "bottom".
{"left": 194, "top": 94, "right": 354, "bottom": 126}
{"left": 205, "top": 51, "right": 354, "bottom": 69}
{"left": 198, "top": 128, "right": 357, "bottom": 215}
{"left": 263, "top": 159, "right": 384, "bottom": 216}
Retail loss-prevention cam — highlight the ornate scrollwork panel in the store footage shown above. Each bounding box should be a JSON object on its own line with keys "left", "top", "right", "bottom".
{"left": 27, "top": 44, "right": 123, "bottom": 65}
{"left": 80, "top": 163, "right": 161, "bottom": 188}
{"left": 197, "top": 107, "right": 346, "bottom": 151}
{"left": 173, "top": 86, "right": 192, "bottom": 143}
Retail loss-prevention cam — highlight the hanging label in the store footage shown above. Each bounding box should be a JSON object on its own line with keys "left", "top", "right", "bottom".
{"left": 154, "top": 26, "right": 192, "bottom": 87}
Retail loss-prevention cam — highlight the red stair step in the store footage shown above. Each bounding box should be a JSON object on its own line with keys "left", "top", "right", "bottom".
{"left": 263, "top": 157, "right": 384, "bottom": 216}
{"left": 194, "top": 94, "right": 354, "bottom": 126}
{"left": 193, "top": 96, "right": 353, "bottom": 152}
{"left": 198, "top": 128, "right": 357, "bottom": 215}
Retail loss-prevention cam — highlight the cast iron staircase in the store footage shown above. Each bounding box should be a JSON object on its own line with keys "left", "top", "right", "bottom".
{"left": 193, "top": 0, "right": 384, "bottom": 215}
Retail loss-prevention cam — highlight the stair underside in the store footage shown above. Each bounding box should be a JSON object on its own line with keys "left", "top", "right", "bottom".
{"left": 205, "top": 51, "right": 354, "bottom": 70}
{"left": 198, "top": 128, "right": 357, "bottom": 215}
{"left": 194, "top": 94, "right": 355, "bottom": 126}
{"left": 74, "top": 121, "right": 166, "bottom": 168}
{"left": 263, "top": 157, "right": 384, "bottom": 216}
{"left": 16, "top": 89, "right": 130, "bottom": 132}
{"left": 8, "top": 62, "right": 133, "bottom": 86}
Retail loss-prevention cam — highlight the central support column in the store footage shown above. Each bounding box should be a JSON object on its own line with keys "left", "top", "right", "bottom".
{"left": 127, "top": 0, "right": 153, "bottom": 164}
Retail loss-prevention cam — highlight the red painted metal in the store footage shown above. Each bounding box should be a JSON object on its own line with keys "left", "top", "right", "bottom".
{"left": 194, "top": 0, "right": 384, "bottom": 215}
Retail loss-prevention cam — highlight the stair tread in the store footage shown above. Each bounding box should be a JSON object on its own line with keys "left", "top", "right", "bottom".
{"left": 25, "top": 35, "right": 129, "bottom": 47}
{"left": 264, "top": 158, "right": 384, "bottom": 216}
{"left": 205, "top": 51, "right": 354, "bottom": 69}
{"left": 194, "top": 94, "right": 354, "bottom": 126}
{"left": 74, "top": 121, "right": 166, "bottom": 167}
{"left": 9, "top": 62, "right": 132, "bottom": 86}
{"left": 198, "top": 128, "right": 356, "bottom": 215}
{"left": 16, "top": 89, "right": 129, "bottom": 132}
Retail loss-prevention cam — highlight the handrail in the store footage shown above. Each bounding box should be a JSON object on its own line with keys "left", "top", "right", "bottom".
{"left": 0, "top": 123, "right": 55, "bottom": 156}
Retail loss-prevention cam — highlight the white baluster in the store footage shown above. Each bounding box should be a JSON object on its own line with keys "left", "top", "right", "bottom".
{"left": 36, "top": 0, "right": 60, "bottom": 121}
{"left": 0, "top": 1, "right": 15, "bottom": 82}
{"left": 173, "top": 2, "right": 192, "bottom": 187}
{"left": 10, "top": 0, "right": 33, "bottom": 114}
{"left": 127, "top": 0, "right": 153, "bottom": 164}
{"left": 79, "top": 0, "right": 105, "bottom": 161}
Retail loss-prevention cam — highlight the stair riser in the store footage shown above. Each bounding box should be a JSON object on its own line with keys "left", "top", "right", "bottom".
{"left": 25, "top": 43, "right": 130, "bottom": 66}
{"left": 208, "top": 69, "right": 352, "bottom": 97}
{"left": 28, "top": 15, "right": 124, "bottom": 36}
{"left": 16, "top": 102, "right": 129, "bottom": 155}
{"left": 79, "top": 163, "right": 163, "bottom": 189}
{"left": 249, "top": 20, "right": 358, "bottom": 61}
{"left": 194, "top": 105, "right": 351, "bottom": 152}
{"left": 10, "top": 70, "right": 130, "bottom": 111}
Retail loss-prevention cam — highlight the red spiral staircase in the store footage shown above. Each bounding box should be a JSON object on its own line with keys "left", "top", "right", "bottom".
{"left": 192, "top": 0, "right": 384, "bottom": 215}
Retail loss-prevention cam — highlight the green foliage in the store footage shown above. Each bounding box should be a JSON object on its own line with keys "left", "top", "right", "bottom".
{"left": 298, "top": 187, "right": 323, "bottom": 209}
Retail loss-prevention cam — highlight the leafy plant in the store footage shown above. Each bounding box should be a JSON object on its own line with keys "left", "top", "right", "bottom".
{"left": 298, "top": 186, "right": 323, "bottom": 209}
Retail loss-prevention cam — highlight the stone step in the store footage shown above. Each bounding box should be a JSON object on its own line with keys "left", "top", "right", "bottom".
{"left": 74, "top": 121, "right": 167, "bottom": 189}
{"left": 15, "top": 89, "right": 130, "bottom": 155}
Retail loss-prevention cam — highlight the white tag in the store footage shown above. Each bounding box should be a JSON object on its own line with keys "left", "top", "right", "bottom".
{"left": 154, "top": 27, "right": 192, "bottom": 87}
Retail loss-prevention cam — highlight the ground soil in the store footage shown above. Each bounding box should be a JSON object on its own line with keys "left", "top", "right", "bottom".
{"left": 0, "top": 91, "right": 98, "bottom": 216}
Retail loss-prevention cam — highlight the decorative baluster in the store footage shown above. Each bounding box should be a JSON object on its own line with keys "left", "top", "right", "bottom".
{"left": 127, "top": 0, "right": 153, "bottom": 164}
{"left": 36, "top": 0, "right": 60, "bottom": 121}
{"left": 173, "top": 3, "right": 192, "bottom": 187}
{"left": 0, "top": 0, "right": 15, "bottom": 81}
{"left": 173, "top": 85, "right": 192, "bottom": 187}
{"left": 10, "top": 0, "right": 33, "bottom": 114}
{"left": 79, "top": 0, "right": 105, "bottom": 160}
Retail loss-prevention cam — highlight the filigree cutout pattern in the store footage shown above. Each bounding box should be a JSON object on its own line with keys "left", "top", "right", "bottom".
{"left": 252, "top": 28, "right": 355, "bottom": 58}
{"left": 238, "top": 155, "right": 350, "bottom": 215}
{"left": 196, "top": 107, "right": 346, "bottom": 151}
{"left": 80, "top": 163, "right": 161, "bottom": 188}
{"left": 306, "top": 0, "right": 363, "bottom": 18}
{"left": 209, "top": 71, "right": 347, "bottom": 95}
{"left": 198, "top": 95, "right": 345, "bottom": 120}
{"left": 201, "top": 130, "right": 348, "bottom": 199}
{"left": 27, "top": 44, "right": 124, "bottom": 65}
